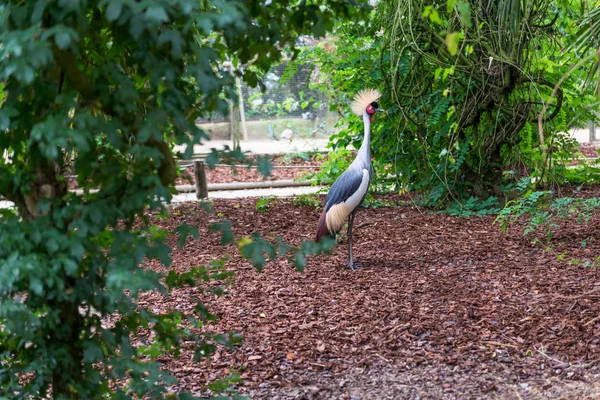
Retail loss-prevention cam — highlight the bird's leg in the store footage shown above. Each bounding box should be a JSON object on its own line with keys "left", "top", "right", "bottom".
{"left": 345, "top": 212, "right": 360, "bottom": 271}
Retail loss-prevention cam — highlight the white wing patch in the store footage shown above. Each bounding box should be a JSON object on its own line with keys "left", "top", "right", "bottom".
{"left": 325, "top": 169, "right": 370, "bottom": 234}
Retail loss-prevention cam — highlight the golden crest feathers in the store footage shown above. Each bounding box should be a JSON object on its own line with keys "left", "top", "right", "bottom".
{"left": 351, "top": 88, "right": 381, "bottom": 116}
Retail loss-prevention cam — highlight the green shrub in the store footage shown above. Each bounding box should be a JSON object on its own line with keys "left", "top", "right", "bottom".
{"left": 255, "top": 196, "right": 278, "bottom": 213}
{"left": 292, "top": 193, "right": 321, "bottom": 208}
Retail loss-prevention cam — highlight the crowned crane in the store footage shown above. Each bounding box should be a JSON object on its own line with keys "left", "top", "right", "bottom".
{"left": 315, "top": 89, "right": 384, "bottom": 271}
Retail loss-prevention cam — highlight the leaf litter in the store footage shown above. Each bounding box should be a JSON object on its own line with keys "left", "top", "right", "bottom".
{"left": 144, "top": 187, "right": 600, "bottom": 399}
{"left": 174, "top": 154, "right": 322, "bottom": 186}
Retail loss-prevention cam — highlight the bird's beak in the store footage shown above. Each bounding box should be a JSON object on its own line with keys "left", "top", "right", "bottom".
{"left": 375, "top": 108, "right": 385, "bottom": 113}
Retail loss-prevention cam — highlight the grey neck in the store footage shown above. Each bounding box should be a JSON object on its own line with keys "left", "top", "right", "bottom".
{"left": 358, "top": 112, "right": 371, "bottom": 161}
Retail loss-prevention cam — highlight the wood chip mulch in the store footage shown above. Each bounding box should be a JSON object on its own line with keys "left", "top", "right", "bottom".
{"left": 66, "top": 155, "right": 322, "bottom": 190}
{"left": 140, "top": 187, "right": 600, "bottom": 399}
{"left": 579, "top": 143, "right": 600, "bottom": 159}
{"left": 174, "top": 154, "right": 323, "bottom": 186}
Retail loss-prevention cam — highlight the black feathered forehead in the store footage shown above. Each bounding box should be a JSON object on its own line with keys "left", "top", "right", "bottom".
{"left": 366, "top": 101, "right": 379, "bottom": 115}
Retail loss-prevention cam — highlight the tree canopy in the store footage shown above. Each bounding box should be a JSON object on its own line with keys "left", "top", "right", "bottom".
{"left": 0, "top": 1, "right": 362, "bottom": 398}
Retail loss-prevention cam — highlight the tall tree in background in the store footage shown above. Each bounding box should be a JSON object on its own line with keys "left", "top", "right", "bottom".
{"left": 383, "top": 0, "right": 597, "bottom": 200}
{"left": 0, "top": 1, "right": 361, "bottom": 398}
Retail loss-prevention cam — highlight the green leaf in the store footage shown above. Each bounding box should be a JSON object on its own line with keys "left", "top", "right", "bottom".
{"left": 70, "top": 241, "right": 85, "bottom": 259}
{"left": 194, "top": 303, "right": 217, "bottom": 321}
{"left": 0, "top": 107, "right": 18, "bottom": 130}
{"left": 105, "top": 1, "right": 123, "bottom": 22}
{"left": 447, "top": 0, "right": 457, "bottom": 13}
{"left": 138, "top": 125, "right": 160, "bottom": 144}
{"left": 445, "top": 32, "right": 460, "bottom": 55}
{"left": 198, "top": 201, "right": 215, "bottom": 215}
{"left": 129, "top": 14, "right": 145, "bottom": 39}
{"left": 54, "top": 30, "right": 73, "bottom": 49}
{"left": 30, "top": 277, "right": 43, "bottom": 296}
{"left": 31, "top": 0, "right": 48, "bottom": 24}
{"left": 205, "top": 149, "right": 220, "bottom": 169}
{"left": 210, "top": 221, "right": 234, "bottom": 245}
{"left": 145, "top": 5, "right": 169, "bottom": 24}
{"left": 294, "top": 252, "right": 307, "bottom": 271}
{"left": 62, "top": 258, "right": 79, "bottom": 276}
{"left": 46, "top": 238, "right": 60, "bottom": 254}
{"left": 239, "top": 233, "right": 277, "bottom": 270}
{"left": 83, "top": 341, "right": 105, "bottom": 363}
{"left": 429, "top": 10, "right": 443, "bottom": 25}
{"left": 175, "top": 223, "right": 199, "bottom": 247}
{"left": 255, "top": 155, "right": 273, "bottom": 178}
{"left": 456, "top": 2, "right": 471, "bottom": 27}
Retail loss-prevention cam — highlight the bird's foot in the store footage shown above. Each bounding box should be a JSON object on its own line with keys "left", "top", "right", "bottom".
{"left": 345, "top": 260, "right": 361, "bottom": 272}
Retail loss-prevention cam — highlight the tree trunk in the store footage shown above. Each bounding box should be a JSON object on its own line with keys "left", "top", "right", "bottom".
{"left": 51, "top": 300, "right": 84, "bottom": 399}
{"left": 6, "top": 160, "right": 85, "bottom": 397}
{"left": 194, "top": 161, "right": 208, "bottom": 199}
{"left": 462, "top": 144, "right": 506, "bottom": 199}
{"left": 229, "top": 100, "right": 241, "bottom": 151}
{"left": 7, "top": 163, "right": 67, "bottom": 222}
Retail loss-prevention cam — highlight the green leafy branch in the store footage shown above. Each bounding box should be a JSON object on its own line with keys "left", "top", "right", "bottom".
{"left": 494, "top": 189, "right": 600, "bottom": 241}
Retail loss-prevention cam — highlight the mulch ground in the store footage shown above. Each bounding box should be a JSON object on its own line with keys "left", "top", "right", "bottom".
{"left": 174, "top": 154, "right": 323, "bottom": 186}
{"left": 141, "top": 185, "right": 600, "bottom": 399}
{"left": 579, "top": 143, "right": 600, "bottom": 159}
{"left": 568, "top": 144, "right": 600, "bottom": 167}
{"left": 66, "top": 154, "right": 323, "bottom": 190}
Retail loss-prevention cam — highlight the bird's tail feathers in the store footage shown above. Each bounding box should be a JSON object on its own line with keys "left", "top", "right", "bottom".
{"left": 316, "top": 209, "right": 333, "bottom": 242}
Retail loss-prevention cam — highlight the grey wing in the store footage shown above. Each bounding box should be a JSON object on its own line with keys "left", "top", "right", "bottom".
{"left": 324, "top": 168, "right": 365, "bottom": 212}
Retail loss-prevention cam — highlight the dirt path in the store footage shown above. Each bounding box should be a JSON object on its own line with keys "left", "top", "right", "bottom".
{"left": 143, "top": 188, "right": 600, "bottom": 399}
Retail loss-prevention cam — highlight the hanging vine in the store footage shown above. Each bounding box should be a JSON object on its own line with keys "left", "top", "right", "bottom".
{"left": 379, "top": 0, "right": 584, "bottom": 200}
